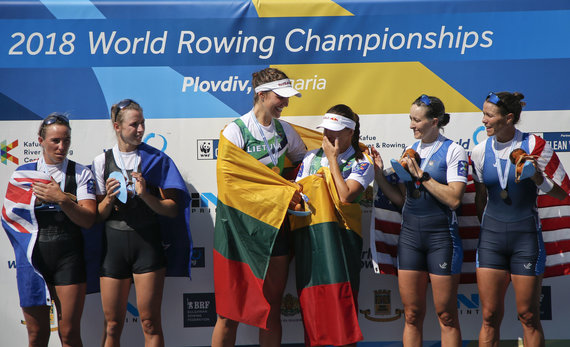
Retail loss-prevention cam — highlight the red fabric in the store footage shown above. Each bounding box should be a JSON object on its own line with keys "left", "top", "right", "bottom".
{"left": 213, "top": 250, "right": 270, "bottom": 329}
{"left": 298, "top": 282, "right": 363, "bottom": 346}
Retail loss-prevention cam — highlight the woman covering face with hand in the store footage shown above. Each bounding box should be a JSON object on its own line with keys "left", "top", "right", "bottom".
{"left": 294, "top": 104, "right": 374, "bottom": 347}
{"left": 2, "top": 113, "right": 96, "bottom": 347}
{"left": 371, "top": 95, "right": 468, "bottom": 347}
{"left": 92, "top": 99, "right": 191, "bottom": 347}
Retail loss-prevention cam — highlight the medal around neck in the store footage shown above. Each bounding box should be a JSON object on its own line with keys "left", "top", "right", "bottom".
{"left": 109, "top": 171, "right": 128, "bottom": 203}
{"left": 390, "top": 159, "right": 413, "bottom": 182}
{"left": 272, "top": 166, "right": 281, "bottom": 174}
{"left": 412, "top": 189, "right": 421, "bottom": 199}
{"left": 500, "top": 189, "right": 509, "bottom": 200}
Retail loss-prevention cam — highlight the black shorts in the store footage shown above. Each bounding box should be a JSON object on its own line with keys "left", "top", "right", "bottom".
{"left": 100, "top": 222, "right": 166, "bottom": 279}
{"left": 477, "top": 215, "right": 545, "bottom": 276}
{"left": 271, "top": 218, "right": 291, "bottom": 257}
{"left": 32, "top": 234, "right": 86, "bottom": 286}
{"left": 398, "top": 213, "right": 463, "bottom": 275}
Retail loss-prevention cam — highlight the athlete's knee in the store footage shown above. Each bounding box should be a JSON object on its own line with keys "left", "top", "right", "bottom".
{"left": 105, "top": 319, "right": 124, "bottom": 338}
{"left": 518, "top": 309, "right": 540, "bottom": 329}
{"left": 482, "top": 308, "right": 502, "bottom": 328}
{"left": 404, "top": 306, "right": 424, "bottom": 327}
{"left": 437, "top": 310, "right": 458, "bottom": 328}
{"left": 141, "top": 318, "right": 162, "bottom": 336}
{"left": 27, "top": 328, "right": 50, "bottom": 347}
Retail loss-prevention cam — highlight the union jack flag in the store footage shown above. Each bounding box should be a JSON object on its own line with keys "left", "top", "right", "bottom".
{"left": 1, "top": 166, "right": 52, "bottom": 307}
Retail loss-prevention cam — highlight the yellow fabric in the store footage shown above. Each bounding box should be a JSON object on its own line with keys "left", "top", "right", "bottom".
{"left": 253, "top": 0, "right": 353, "bottom": 18}
{"left": 292, "top": 166, "right": 362, "bottom": 237}
{"left": 217, "top": 132, "right": 297, "bottom": 229}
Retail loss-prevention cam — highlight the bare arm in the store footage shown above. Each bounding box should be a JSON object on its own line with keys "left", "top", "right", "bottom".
{"left": 474, "top": 181, "right": 488, "bottom": 222}
{"left": 370, "top": 146, "right": 405, "bottom": 208}
{"left": 32, "top": 178, "right": 96, "bottom": 228}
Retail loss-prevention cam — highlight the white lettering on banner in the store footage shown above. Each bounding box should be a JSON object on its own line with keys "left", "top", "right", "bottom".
{"left": 177, "top": 30, "right": 275, "bottom": 59}
{"left": 182, "top": 76, "right": 327, "bottom": 94}
{"left": 285, "top": 26, "right": 494, "bottom": 57}
{"left": 89, "top": 31, "right": 168, "bottom": 55}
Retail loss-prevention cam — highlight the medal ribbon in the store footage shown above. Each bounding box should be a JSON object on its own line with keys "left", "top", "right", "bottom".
{"left": 492, "top": 131, "right": 520, "bottom": 192}
{"left": 250, "top": 111, "right": 279, "bottom": 169}
{"left": 414, "top": 134, "right": 443, "bottom": 189}
{"left": 112, "top": 144, "right": 140, "bottom": 195}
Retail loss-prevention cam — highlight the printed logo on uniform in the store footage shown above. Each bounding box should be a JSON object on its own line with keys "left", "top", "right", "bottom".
{"left": 457, "top": 160, "right": 468, "bottom": 177}
{"left": 87, "top": 178, "right": 96, "bottom": 195}
{"left": 354, "top": 161, "right": 370, "bottom": 175}
{"left": 197, "top": 139, "right": 219, "bottom": 160}
{"left": 296, "top": 162, "right": 304, "bottom": 179}
{"left": 1, "top": 139, "right": 19, "bottom": 165}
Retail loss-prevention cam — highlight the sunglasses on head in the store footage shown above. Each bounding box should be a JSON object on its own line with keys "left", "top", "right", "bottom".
{"left": 112, "top": 99, "right": 136, "bottom": 121}
{"left": 42, "top": 114, "right": 69, "bottom": 126}
{"left": 419, "top": 94, "right": 431, "bottom": 106}
{"left": 486, "top": 92, "right": 502, "bottom": 105}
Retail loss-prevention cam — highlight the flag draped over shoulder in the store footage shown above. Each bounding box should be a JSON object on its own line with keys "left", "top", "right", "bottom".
{"left": 85, "top": 143, "right": 193, "bottom": 294}
{"left": 371, "top": 146, "right": 570, "bottom": 283}
{"left": 291, "top": 167, "right": 364, "bottom": 347}
{"left": 1, "top": 165, "right": 52, "bottom": 307}
{"left": 214, "top": 132, "right": 298, "bottom": 328}
{"left": 138, "top": 142, "right": 193, "bottom": 277}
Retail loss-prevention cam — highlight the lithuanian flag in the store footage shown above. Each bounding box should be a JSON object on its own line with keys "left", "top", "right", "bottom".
{"left": 214, "top": 131, "right": 300, "bottom": 328}
{"left": 291, "top": 167, "right": 364, "bottom": 346}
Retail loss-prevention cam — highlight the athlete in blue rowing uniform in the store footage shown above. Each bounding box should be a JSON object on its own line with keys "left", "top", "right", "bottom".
{"left": 471, "top": 91, "right": 568, "bottom": 347}
{"left": 371, "top": 95, "right": 468, "bottom": 347}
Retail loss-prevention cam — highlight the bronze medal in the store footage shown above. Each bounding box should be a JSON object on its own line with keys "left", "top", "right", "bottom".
{"left": 500, "top": 189, "right": 509, "bottom": 200}
{"left": 272, "top": 166, "right": 281, "bottom": 174}
{"left": 412, "top": 189, "right": 421, "bottom": 199}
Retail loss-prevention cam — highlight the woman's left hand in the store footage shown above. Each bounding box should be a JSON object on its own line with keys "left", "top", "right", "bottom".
{"left": 33, "top": 178, "right": 67, "bottom": 204}
{"left": 131, "top": 172, "right": 147, "bottom": 197}
{"left": 403, "top": 155, "right": 422, "bottom": 179}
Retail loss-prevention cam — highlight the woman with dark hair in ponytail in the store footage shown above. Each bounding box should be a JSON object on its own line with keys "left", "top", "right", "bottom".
{"left": 472, "top": 92, "right": 568, "bottom": 346}
{"left": 371, "top": 95, "right": 468, "bottom": 347}
{"left": 295, "top": 104, "right": 373, "bottom": 347}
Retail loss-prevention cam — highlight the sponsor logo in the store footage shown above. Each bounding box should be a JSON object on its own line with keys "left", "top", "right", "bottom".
{"left": 183, "top": 293, "right": 216, "bottom": 327}
{"left": 143, "top": 132, "right": 168, "bottom": 152}
{"left": 197, "top": 139, "right": 219, "bottom": 160}
{"left": 125, "top": 302, "right": 140, "bottom": 323}
{"left": 472, "top": 126, "right": 487, "bottom": 147}
{"left": 7, "top": 260, "right": 16, "bottom": 269}
{"left": 361, "top": 248, "right": 374, "bottom": 270}
{"left": 439, "top": 262, "right": 448, "bottom": 269}
{"left": 1, "top": 139, "right": 19, "bottom": 165}
{"left": 534, "top": 132, "right": 570, "bottom": 152}
{"left": 191, "top": 247, "right": 205, "bottom": 268}
{"left": 457, "top": 293, "right": 480, "bottom": 315}
{"left": 524, "top": 262, "right": 533, "bottom": 270}
{"left": 190, "top": 192, "right": 217, "bottom": 213}
{"left": 360, "top": 290, "right": 403, "bottom": 322}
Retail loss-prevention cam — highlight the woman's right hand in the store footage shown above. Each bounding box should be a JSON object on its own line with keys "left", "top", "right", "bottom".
{"left": 288, "top": 184, "right": 303, "bottom": 210}
{"left": 105, "top": 177, "right": 120, "bottom": 201}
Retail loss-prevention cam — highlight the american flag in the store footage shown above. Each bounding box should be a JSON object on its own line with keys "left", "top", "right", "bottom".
{"left": 1, "top": 167, "right": 52, "bottom": 306}
{"left": 371, "top": 135, "right": 570, "bottom": 283}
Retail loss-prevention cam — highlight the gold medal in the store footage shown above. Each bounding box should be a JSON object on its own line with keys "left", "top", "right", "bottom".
{"left": 272, "top": 166, "right": 281, "bottom": 174}
{"left": 500, "top": 189, "right": 508, "bottom": 200}
{"left": 412, "top": 189, "right": 421, "bottom": 199}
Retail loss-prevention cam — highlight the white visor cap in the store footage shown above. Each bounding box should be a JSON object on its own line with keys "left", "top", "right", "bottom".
{"left": 254, "top": 79, "right": 301, "bottom": 98}
{"left": 316, "top": 113, "right": 356, "bottom": 131}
